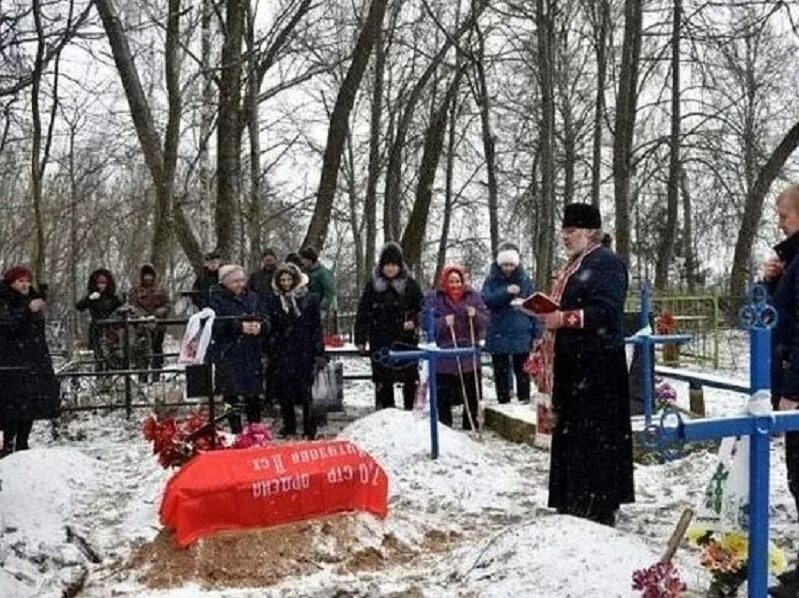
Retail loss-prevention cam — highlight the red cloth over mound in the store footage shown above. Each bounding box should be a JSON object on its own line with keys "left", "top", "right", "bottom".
{"left": 160, "top": 440, "right": 389, "bottom": 547}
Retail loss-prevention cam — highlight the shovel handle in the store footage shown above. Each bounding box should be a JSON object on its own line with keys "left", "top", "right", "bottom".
{"left": 660, "top": 507, "right": 694, "bottom": 563}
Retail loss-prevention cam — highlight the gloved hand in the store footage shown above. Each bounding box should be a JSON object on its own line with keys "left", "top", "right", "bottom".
{"left": 89, "top": 292, "right": 101, "bottom": 300}
{"left": 356, "top": 344, "right": 368, "bottom": 357}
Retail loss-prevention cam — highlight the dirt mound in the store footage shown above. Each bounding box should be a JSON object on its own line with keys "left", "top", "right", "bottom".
{"left": 128, "top": 514, "right": 460, "bottom": 590}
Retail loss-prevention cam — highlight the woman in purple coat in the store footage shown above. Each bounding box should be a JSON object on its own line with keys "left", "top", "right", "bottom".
{"left": 428, "top": 264, "right": 488, "bottom": 430}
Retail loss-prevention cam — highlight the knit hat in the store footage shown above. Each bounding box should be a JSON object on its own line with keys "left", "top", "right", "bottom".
{"left": 299, "top": 246, "right": 319, "bottom": 263}
{"left": 262, "top": 248, "right": 277, "bottom": 259}
{"left": 378, "top": 242, "right": 404, "bottom": 268}
{"left": 496, "top": 245, "right": 521, "bottom": 267}
{"left": 562, "top": 203, "right": 601, "bottom": 229}
{"left": 219, "top": 264, "right": 244, "bottom": 283}
{"left": 3, "top": 265, "right": 32, "bottom": 286}
{"left": 204, "top": 250, "right": 222, "bottom": 261}
{"left": 140, "top": 264, "right": 156, "bottom": 279}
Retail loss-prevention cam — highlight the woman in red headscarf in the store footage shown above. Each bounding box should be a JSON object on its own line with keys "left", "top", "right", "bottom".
{"left": 428, "top": 264, "right": 489, "bottom": 430}
{"left": 0, "top": 266, "right": 60, "bottom": 454}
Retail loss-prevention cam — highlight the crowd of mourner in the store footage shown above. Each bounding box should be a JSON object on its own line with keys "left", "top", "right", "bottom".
{"left": 1, "top": 202, "right": 689, "bottom": 530}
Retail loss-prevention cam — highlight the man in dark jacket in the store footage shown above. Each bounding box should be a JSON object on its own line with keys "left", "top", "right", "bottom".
{"left": 482, "top": 243, "right": 539, "bottom": 403}
{"left": 76, "top": 269, "right": 122, "bottom": 365}
{"left": 299, "top": 247, "right": 336, "bottom": 329}
{"left": 534, "top": 203, "right": 634, "bottom": 527}
{"left": 0, "top": 266, "right": 60, "bottom": 454}
{"left": 191, "top": 251, "right": 223, "bottom": 309}
{"left": 129, "top": 264, "right": 171, "bottom": 376}
{"left": 249, "top": 248, "right": 278, "bottom": 298}
{"left": 764, "top": 184, "right": 799, "bottom": 597}
{"left": 355, "top": 243, "right": 424, "bottom": 410}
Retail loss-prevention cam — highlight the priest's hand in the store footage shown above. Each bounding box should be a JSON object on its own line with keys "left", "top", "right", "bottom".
{"left": 536, "top": 311, "right": 562, "bottom": 331}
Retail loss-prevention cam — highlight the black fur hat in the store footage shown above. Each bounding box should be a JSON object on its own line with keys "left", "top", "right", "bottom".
{"left": 562, "top": 203, "right": 601, "bottom": 229}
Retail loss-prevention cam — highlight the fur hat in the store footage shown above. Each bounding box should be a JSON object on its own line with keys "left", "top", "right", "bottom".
{"left": 378, "top": 242, "right": 404, "bottom": 268}
{"left": 204, "top": 250, "right": 222, "bottom": 261}
{"left": 496, "top": 246, "right": 521, "bottom": 267}
{"left": 3, "top": 265, "right": 32, "bottom": 286}
{"left": 261, "top": 248, "right": 277, "bottom": 259}
{"left": 562, "top": 203, "right": 601, "bottom": 229}
{"left": 219, "top": 264, "right": 244, "bottom": 284}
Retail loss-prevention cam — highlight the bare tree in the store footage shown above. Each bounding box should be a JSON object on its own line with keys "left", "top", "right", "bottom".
{"left": 302, "top": 0, "right": 389, "bottom": 251}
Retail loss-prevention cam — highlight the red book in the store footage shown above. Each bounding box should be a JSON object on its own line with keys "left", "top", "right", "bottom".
{"left": 514, "top": 292, "right": 560, "bottom": 315}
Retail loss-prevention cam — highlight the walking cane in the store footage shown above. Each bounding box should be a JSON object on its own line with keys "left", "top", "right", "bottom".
{"left": 468, "top": 314, "right": 484, "bottom": 435}
{"left": 448, "top": 322, "right": 480, "bottom": 439}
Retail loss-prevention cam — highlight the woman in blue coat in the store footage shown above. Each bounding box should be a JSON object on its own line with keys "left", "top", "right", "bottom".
{"left": 207, "top": 264, "right": 269, "bottom": 433}
{"left": 482, "top": 244, "right": 539, "bottom": 403}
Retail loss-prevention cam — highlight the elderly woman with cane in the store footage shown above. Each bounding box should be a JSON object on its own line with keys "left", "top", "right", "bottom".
{"left": 428, "top": 264, "right": 488, "bottom": 432}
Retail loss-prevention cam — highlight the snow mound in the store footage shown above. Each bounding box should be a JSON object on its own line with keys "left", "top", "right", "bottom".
{"left": 339, "top": 409, "right": 528, "bottom": 516}
{"left": 0, "top": 447, "right": 101, "bottom": 547}
{"left": 446, "top": 515, "right": 660, "bottom": 597}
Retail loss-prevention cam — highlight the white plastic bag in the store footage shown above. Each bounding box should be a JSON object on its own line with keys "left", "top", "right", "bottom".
{"left": 694, "top": 390, "right": 772, "bottom": 533}
{"left": 178, "top": 308, "right": 215, "bottom": 367}
{"left": 312, "top": 364, "right": 336, "bottom": 406}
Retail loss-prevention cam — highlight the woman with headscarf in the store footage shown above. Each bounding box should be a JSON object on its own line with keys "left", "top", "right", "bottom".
{"left": 428, "top": 264, "right": 488, "bottom": 430}
{"left": 265, "top": 263, "right": 324, "bottom": 439}
{"left": 208, "top": 264, "right": 268, "bottom": 433}
{"left": 354, "top": 243, "right": 424, "bottom": 410}
{"left": 0, "top": 266, "right": 60, "bottom": 454}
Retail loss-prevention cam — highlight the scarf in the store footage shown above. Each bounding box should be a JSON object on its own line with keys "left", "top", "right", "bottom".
{"left": 372, "top": 269, "right": 408, "bottom": 295}
{"left": 535, "top": 243, "right": 601, "bottom": 395}
{"left": 279, "top": 287, "right": 306, "bottom": 317}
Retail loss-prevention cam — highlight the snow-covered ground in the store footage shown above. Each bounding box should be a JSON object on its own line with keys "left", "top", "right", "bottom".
{"left": 0, "top": 344, "right": 796, "bottom": 597}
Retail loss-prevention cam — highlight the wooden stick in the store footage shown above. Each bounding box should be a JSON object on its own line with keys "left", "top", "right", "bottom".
{"left": 448, "top": 323, "right": 479, "bottom": 438}
{"left": 660, "top": 507, "right": 694, "bottom": 563}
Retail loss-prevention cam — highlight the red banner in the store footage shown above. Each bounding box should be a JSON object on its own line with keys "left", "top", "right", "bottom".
{"left": 160, "top": 440, "right": 389, "bottom": 548}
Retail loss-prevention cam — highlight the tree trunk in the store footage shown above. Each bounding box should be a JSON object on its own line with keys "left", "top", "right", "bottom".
{"left": 30, "top": 0, "right": 47, "bottom": 281}
{"left": 345, "top": 126, "right": 365, "bottom": 282}
{"left": 302, "top": 0, "right": 389, "bottom": 251}
{"left": 383, "top": 0, "right": 488, "bottom": 241}
{"left": 151, "top": 0, "right": 181, "bottom": 274}
{"left": 363, "top": 19, "right": 385, "bottom": 281}
{"left": 401, "top": 67, "right": 467, "bottom": 270}
{"left": 612, "top": 0, "right": 643, "bottom": 267}
{"left": 436, "top": 91, "right": 458, "bottom": 283}
{"left": 535, "top": 0, "right": 557, "bottom": 289}
{"left": 654, "top": 0, "right": 681, "bottom": 291}
{"left": 216, "top": 0, "right": 244, "bottom": 258}
{"left": 246, "top": 3, "right": 261, "bottom": 272}
{"left": 473, "top": 9, "right": 499, "bottom": 254}
{"left": 589, "top": 0, "right": 609, "bottom": 209}
{"left": 679, "top": 167, "right": 696, "bottom": 291}
{"left": 199, "top": 0, "right": 214, "bottom": 249}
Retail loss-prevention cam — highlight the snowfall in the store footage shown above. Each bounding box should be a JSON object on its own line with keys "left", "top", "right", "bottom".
{"left": 0, "top": 331, "right": 795, "bottom": 598}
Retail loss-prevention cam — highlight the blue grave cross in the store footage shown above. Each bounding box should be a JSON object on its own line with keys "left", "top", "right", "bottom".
{"left": 649, "top": 283, "right": 799, "bottom": 597}
{"left": 374, "top": 301, "right": 478, "bottom": 460}
{"left": 625, "top": 282, "right": 693, "bottom": 430}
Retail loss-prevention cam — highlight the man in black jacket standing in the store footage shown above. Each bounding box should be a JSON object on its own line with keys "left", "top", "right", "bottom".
{"left": 192, "top": 251, "right": 223, "bottom": 309}
{"left": 764, "top": 184, "right": 799, "bottom": 597}
{"left": 249, "top": 249, "right": 278, "bottom": 298}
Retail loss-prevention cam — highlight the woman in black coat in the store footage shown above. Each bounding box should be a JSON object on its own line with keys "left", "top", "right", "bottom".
{"left": 75, "top": 268, "right": 122, "bottom": 366}
{"left": 207, "top": 264, "right": 268, "bottom": 433}
{"left": 266, "top": 263, "right": 324, "bottom": 439}
{"left": 354, "top": 243, "right": 424, "bottom": 410}
{"left": 0, "top": 266, "right": 60, "bottom": 454}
